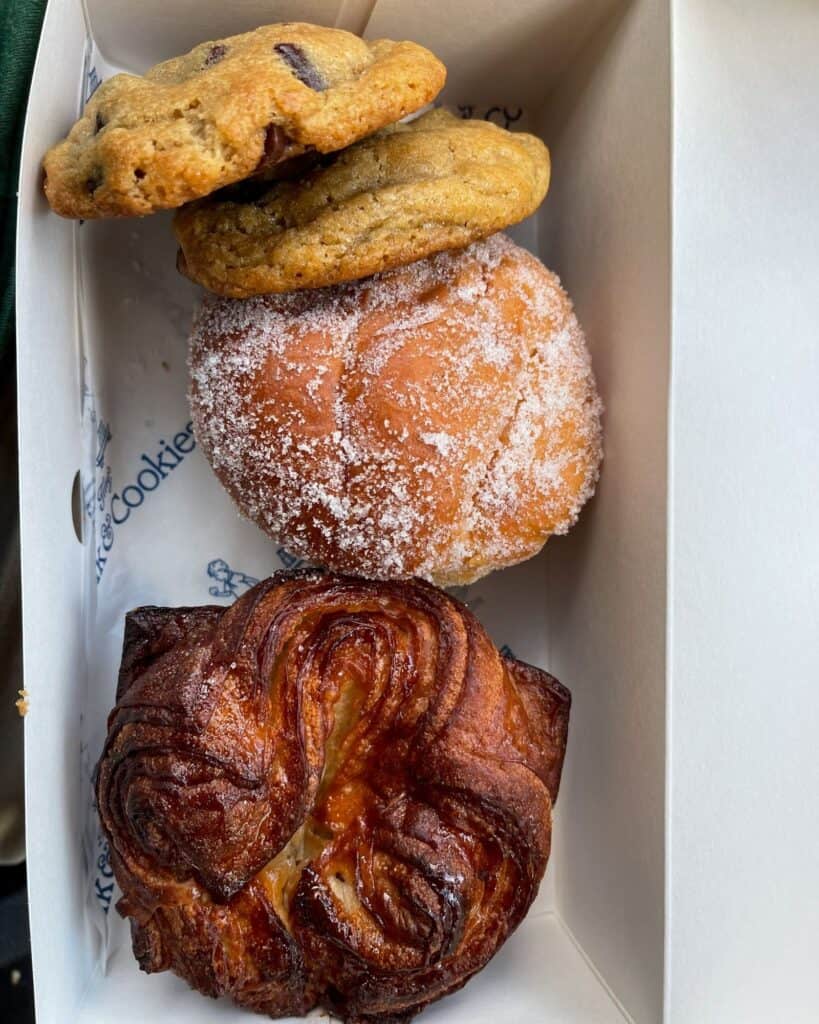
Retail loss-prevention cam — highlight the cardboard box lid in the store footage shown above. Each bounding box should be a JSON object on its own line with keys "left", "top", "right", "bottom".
{"left": 16, "top": 1, "right": 819, "bottom": 1022}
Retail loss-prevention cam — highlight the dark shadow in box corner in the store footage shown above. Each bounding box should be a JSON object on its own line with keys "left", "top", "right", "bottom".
{"left": 0, "top": 861, "right": 34, "bottom": 1024}
{"left": 0, "top": 339, "right": 33, "bottom": 1022}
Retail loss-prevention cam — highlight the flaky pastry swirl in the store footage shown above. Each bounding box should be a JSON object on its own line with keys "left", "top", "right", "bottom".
{"left": 96, "top": 571, "right": 570, "bottom": 1022}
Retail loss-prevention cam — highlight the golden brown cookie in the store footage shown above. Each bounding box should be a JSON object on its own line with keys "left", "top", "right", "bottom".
{"left": 174, "top": 109, "right": 550, "bottom": 297}
{"left": 42, "top": 23, "right": 445, "bottom": 218}
{"left": 188, "top": 235, "right": 602, "bottom": 586}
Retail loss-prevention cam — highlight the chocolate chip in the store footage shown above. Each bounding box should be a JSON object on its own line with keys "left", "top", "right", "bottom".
{"left": 274, "top": 43, "right": 326, "bottom": 91}
{"left": 215, "top": 140, "right": 322, "bottom": 204}
{"left": 216, "top": 178, "right": 273, "bottom": 204}
{"left": 260, "top": 123, "right": 291, "bottom": 169}
{"left": 134, "top": 168, "right": 146, "bottom": 179}
{"left": 204, "top": 44, "right": 227, "bottom": 67}
{"left": 268, "top": 149, "right": 323, "bottom": 180}
{"left": 86, "top": 170, "right": 103, "bottom": 194}
{"left": 94, "top": 112, "right": 106, "bottom": 134}
{"left": 250, "top": 123, "right": 298, "bottom": 178}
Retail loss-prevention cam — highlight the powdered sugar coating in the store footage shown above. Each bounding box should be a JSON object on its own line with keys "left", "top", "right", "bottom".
{"left": 189, "top": 234, "right": 603, "bottom": 586}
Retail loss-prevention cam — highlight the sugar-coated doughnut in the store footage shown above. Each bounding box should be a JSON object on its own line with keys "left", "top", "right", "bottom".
{"left": 189, "top": 234, "right": 603, "bottom": 586}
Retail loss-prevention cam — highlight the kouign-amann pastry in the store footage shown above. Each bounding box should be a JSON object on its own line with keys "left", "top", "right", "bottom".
{"left": 189, "top": 234, "right": 603, "bottom": 586}
{"left": 96, "top": 571, "right": 570, "bottom": 1023}
{"left": 43, "top": 23, "right": 445, "bottom": 218}
{"left": 174, "top": 108, "right": 550, "bottom": 297}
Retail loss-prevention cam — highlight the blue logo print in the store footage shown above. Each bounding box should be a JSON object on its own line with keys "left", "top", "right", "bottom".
{"left": 86, "top": 64, "right": 101, "bottom": 102}
{"left": 275, "top": 546, "right": 310, "bottom": 572}
{"left": 205, "top": 548, "right": 310, "bottom": 598}
{"left": 93, "top": 836, "right": 114, "bottom": 914}
{"left": 86, "top": 418, "right": 198, "bottom": 584}
{"left": 457, "top": 104, "right": 523, "bottom": 129}
{"left": 207, "top": 559, "right": 259, "bottom": 599}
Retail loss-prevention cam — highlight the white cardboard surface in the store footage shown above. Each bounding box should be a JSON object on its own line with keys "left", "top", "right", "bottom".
{"left": 668, "top": 3, "right": 819, "bottom": 1021}
{"left": 21, "top": 2, "right": 819, "bottom": 1023}
{"left": 537, "top": 3, "right": 671, "bottom": 1021}
{"left": 77, "top": 913, "right": 629, "bottom": 1024}
{"left": 366, "top": 0, "right": 623, "bottom": 108}
{"left": 17, "top": 0, "right": 89, "bottom": 1015}
{"left": 85, "top": 0, "right": 370, "bottom": 72}
{"left": 19, "top": 1, "right": 637, "bottom": 1022}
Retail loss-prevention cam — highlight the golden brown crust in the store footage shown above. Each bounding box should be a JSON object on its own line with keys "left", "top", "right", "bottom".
{"left": 95, "top": 571, "right": 569, "bottom": 1022}
{"left": 174, "top": 109, "right": 550, "bottom": 297}
{"left": 42, "top": 24, "right": 445, "bottom": 219}
{"left": 189, "top": 234, "right": 603, "bottom": 586}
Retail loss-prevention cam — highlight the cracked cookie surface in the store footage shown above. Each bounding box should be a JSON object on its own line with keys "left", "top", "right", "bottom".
{"left": 174, "top": 108, "right": 551, "bottom": 297}
{"left": 43, "top": 22, "right": 445, "bottom": 219}
{"left": 188, "top": 234, "right": 602, "bottom": 586}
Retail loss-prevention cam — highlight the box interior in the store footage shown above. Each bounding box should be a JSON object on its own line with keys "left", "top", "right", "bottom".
{"left": 19, "top": 1, "right": 669, "bottom": 1021}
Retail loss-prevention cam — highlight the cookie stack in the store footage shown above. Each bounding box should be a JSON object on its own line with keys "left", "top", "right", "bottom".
{"left": 44, "top": 21, "right": 602, "bottom": 587}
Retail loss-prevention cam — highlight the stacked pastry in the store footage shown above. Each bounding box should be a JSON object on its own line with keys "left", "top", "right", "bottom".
{"left": 44, "top": 22, "right": 602, "bottom": 1024}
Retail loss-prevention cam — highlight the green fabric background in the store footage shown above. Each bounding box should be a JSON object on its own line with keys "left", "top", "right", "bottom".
{"left": 1, "top": 0, "right": 47, "bottom": 356}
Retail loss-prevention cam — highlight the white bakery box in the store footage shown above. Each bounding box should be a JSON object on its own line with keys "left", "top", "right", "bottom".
{"left": 15, "top": 0, "right": 819, "bottom": 1022}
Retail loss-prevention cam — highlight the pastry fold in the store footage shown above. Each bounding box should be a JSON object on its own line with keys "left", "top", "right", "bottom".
{"left": 96, "top": 571, "right": 570, "bottom": 1022}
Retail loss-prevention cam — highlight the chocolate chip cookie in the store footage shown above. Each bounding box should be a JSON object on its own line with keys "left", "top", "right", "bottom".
{"left": 174, "top": 109, "right": 551, "bottom": 297}
{"left": 43, "top": 23, "right": 446, "bottom": 219}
